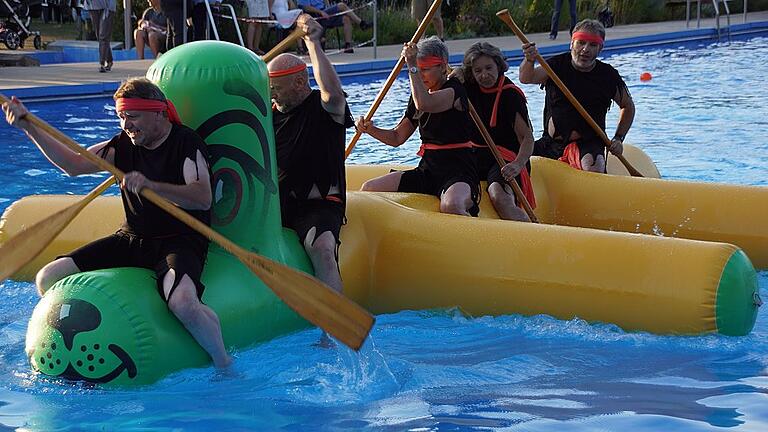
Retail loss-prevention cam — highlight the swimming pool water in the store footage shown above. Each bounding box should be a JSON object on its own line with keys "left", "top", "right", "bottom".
{"left": 0, "top": 37, "right": 767, "bottom": 431}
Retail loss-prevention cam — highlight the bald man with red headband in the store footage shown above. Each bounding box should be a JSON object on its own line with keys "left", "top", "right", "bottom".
{"left": 268, "top": 15, "right": 354, "bottom": 347}
{"left": 2, "top": 78, "right": 232, "bottom": 369}
{"left": 519, "top": 19, "right": 635, "bottom": 173}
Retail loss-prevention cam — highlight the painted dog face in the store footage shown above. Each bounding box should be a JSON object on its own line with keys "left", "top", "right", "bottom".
{"left": 26, "top": 284, "right": 138, "bottom": 385}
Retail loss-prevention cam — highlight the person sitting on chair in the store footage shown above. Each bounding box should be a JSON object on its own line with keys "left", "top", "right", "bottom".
{"left": 295, "top": 0, "right": 370, "bottom": 53}
{"left": 134, "top": 0, "right": 167, "bottom": 59}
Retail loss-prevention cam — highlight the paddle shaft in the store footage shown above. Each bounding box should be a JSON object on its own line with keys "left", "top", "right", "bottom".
{"left": 467, "top": 103, "right": 538, "bottom": 223}
{"left": 496, "top": 10, "right": 643, "bottom": 177}
{"left": 0, "top": 93, "right": 374, "bottom": 351}
{"left": 262, "top": 28, "right": 306, "bottom": 62}
{"left": 344, "top": 0, "right": 443, "bottom": 159}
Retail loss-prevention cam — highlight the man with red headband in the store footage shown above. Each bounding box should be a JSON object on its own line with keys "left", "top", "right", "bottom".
{"left": 2, "top": 78, "right": 232, "bottom": 369}
{"left": 519, "top": 19, "right": 635, "bottom": 173}
{"left": 268, "top": 15, "right": 354, "bottom": 346}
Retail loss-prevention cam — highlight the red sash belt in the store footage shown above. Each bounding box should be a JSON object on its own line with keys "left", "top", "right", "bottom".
{"left": 558, "top": 142, "right": 583, "bottom": 170}
{"left": 416, "top": 141, "right": 475, "bottom": 157}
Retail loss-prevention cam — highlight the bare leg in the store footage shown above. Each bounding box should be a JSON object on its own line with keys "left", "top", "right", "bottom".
{"left": 361, "top": 171, "right": 403, "bottom": 192}
{"left": 303, "top": 228, "right": 342, "bottom": 294}
{"left": 134, "top": 29, "right": 146, "bottom": 59}
{"left": 432, "top": 14, "right": 444, "bottom": 39}
{"left": 336, "top": 3, "right": 362, "bottom": 25}
{"left": 303, "top": 228, "right": 342, "bottom": 348}
{"left": 148, "top": 32, "right": 164, "bottom": 58}
{"left": 342, "top": 16, "right": 353, "bottom": 45}
{"left": 440, "top": 182, "right": 473, "bottom": 216}
{"left": 488, "top": 182, "right": 530, "bottom": 222}
{"left": 247, "top": 22, "right": 264, "bottom": 53}
{"left": 164, "top": 270, "right": 232, "bottom": 368}
{"left": 35, "top": 257, "right": 81, "bottom": 297}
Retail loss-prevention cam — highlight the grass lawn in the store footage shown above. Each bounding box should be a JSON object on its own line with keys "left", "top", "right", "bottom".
{"left": 10, "top": 18, "right": 80, "bottom": 51}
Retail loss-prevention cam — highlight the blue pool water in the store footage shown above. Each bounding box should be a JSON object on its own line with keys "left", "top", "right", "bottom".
{"left": 1, "top": 37, "right": 767, "bottom": 430}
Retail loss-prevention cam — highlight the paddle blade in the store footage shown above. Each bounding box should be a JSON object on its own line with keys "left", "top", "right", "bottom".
{"left": 241, "top": 251, "right": 375, "bottom": 351}
{"left": 0, "top": 177, "right": 115, "bottom": 283}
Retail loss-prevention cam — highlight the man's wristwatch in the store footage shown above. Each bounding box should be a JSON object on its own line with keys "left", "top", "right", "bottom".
{"left": 613, "top": 133, "right": 626, "bottom": 142}
{"left": 408, "top": 66, "right": 419, "bottom": 74}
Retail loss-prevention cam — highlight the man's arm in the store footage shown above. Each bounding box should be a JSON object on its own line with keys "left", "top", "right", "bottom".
{"left": 518, "top": 43, "right": 549, "bottom": 84}
{"left": 122, "top": 149, "right": 212, "bottom": 210}
{"left": 609, "top": 85, "right": 635, "bottom": 155}
{"left": 299, "top": 14, "right": 347, "bottom": 123}
{"left": 3, "top": 96, "right": 112, "bottom": 175}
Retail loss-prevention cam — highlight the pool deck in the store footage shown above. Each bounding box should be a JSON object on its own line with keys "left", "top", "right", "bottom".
{"left": 1, "top": 10, "right": 767, "bottom": 99}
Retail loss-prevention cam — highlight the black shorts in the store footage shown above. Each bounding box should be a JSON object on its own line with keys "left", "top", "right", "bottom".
{"left": 475, "top": 148, "right": 530, "bottom": 190}
{"left": 398, "top": 167, "right": 480, "bottom": 217}
{"left": 62, "top": 230, "right": 209, "bottom": 302}
{"left": 533, "top": 135, "right": 605, "bottom": 161}
{"left": 282, "top": 198, "right": 345, "bottom": 246}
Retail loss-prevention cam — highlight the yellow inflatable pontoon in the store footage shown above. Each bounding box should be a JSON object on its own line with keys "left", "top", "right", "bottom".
{"left": 1, "top": 149, "right": 762, "bottom": 336}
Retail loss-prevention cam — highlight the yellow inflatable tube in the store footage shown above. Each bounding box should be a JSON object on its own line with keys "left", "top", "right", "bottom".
{"left": 0, "top": 148, "right": 761, "bottom": 336}
{"left": 347, "top": 153, "right": 768, "bottom": 270}
{"left": 339, "top": 192, "right": 757, "bottom": 335}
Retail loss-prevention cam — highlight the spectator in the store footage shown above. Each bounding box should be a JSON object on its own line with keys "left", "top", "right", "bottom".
{"left": 296, "top": 0, "right": 370, "bottom": 53}
{"left": 411, "top": 0, "right": 443, "bottom": 41}
{"left": 245, "top": 0, "right": 271, "bottom": 55}
{"left": 83, "top": 0, "right": 116, "bottom": 72}
{"left": 273, "top": 0, "right": 301, "bottom": 29}
{"left": 134, "top": 0, "right": 168, "bottom": 59}
{"left": 549, "top": 0, "right": 577, "bottom": 40}
{"left": 191, "top": 0, "right": 215, "bottom": 41}
{"left": 160, "top": 0, "right": 189, "bottom": 51}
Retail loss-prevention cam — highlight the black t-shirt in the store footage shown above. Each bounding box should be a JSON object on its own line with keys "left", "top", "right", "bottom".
{"left": 465, "top": 77, "right": 530, "bottom": 154}
{"left": 103, "top": 123, "right": 212, "bottom": 238}
{"left": 543, "top": 52, "right": 627, "bottom": 142}
{"left": 273, "top": 89, "right": 353, "bottom": 205}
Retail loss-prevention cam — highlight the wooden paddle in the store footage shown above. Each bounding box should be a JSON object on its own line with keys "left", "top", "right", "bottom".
{"left": 343, "top": 0, "right": 443, "bottom": 159}
{"left": 467, "top": 103, "right": 538, "bottom": 222}
{"left": 0, "top": 175, "right": 116, "bottom": 283}
{"left": 263, "top": 28, "right": 306, "bottom": 62}
{"left": 496, "top": 10, "right": 644, "bottom": 177}
{"left": 0, "top": 94, "right": 374, "bottom": 351}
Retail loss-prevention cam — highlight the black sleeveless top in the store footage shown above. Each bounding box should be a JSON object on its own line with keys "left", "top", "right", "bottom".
{"left": 465, "top": 77, "right": 530, "bottom": 154}
{"left": 404, "top": 77, "right": 476, "bottom": 173}
{"left": 103, "top": 124, "right": 212, "bottom": 238}
{"left": 274, "top": 90, "right": 353, "bottom": 205}
{"left": 543, "top": 52, "right": 627, "bottom": 142}
{"left": 405, "top": 77, "right": 474, "bottom": 146}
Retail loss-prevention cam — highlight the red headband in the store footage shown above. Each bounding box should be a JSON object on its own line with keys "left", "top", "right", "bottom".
{"left": 115, "top": 98, "right": 182, "bottom": 124}
{"left": 571, "top": 31, "right": 604, "bottom": 45}
{"left": 268, "top": 63, "right": 307, "bottom": 78}
{"left": 416, "top": 56, "right": 446, "bottom": 69}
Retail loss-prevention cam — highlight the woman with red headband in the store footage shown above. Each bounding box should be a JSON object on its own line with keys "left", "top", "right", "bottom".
{"left": 356, "top": 36, "right": 480, "bottom": 217}
{"left": 2, "top": 78, "right": 232, "bottom": 369}
{"left": 520, "top": 19, "right": 635, "bottom": 174}
{"left": 458, "top": 41, "right": 535, "bottom": 222}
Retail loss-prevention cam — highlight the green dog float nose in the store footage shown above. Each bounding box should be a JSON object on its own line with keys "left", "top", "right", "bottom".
{"left": 25, "top": 41, "right": 367, "bottom": 386}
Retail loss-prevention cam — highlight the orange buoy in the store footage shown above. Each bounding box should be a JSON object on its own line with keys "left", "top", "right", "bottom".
{"left": 640, "top": 72, "right": 653, "bottom": 81}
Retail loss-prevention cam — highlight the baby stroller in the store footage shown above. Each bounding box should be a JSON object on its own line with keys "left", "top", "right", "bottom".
{"left": 0, "top": 0, "right": 41, "bottom": 50}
